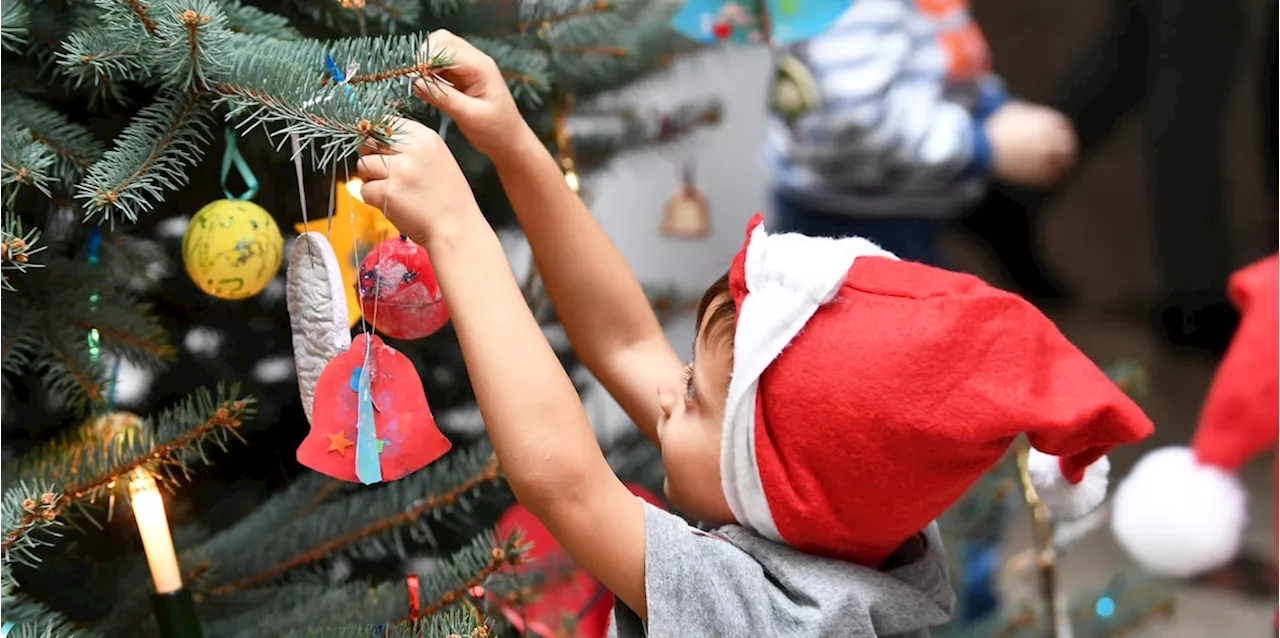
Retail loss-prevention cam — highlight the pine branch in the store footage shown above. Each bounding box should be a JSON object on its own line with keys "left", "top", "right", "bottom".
{"left": 1, "top": 213, "right": 48, "bottom": 290}
{"left": 317, "top": 34, "right": 452, "bottom": 88}
{"left": 1, "top": 0, "right": 30, "bottom": 52}
{"left": 1, "top": 573, "right": 96, "bottom": 638}
{"left": 1, "top": 299, "right": 41, "bottom": 386}
{"left": 1, "top": 128, "right": 56, "bottom": 206}
{"left": 204, "top": 533, "right": 523, "bottom": 637}
{"left": 153, "top": 0, "right": 233, "bottom": 92}
{"left": 1, "top": 483, "right": 65, "bottom": 570}
{"left": 76, "top": 89, "right": 213, "bottom": 223}
{"left": 284, "top": 0, "right": 421, "bottom": 34}
{"left": 200, "top": 445, "right": 502, "bottom": 596}
{"left": 0, "top": 558, "right": 12, "bottom": 602}
{"left": 221, "top": 0, "right": 302, "bottom": 39}
{"left": 211, "top": 38, "right": 403, "bottom": 169}
{"left": 287, "top": 609, "right": 491, "bottom": 638}
{"left": 56, "top": 24, "right": 152, "bottom": 90}
{"left": 120, "top": 0, "right": 162, "bottom": 39}
{"left": 35, "top": 323, "right": 109, "bottom": 415}
{"left": 0, "top": 384, "right": 255, "bottom": 557}
{"left": 462, "top": 37, "right": 551, "bottom": 106}
{"left": 0, "top": 93, "right": 105, "bottom": 186}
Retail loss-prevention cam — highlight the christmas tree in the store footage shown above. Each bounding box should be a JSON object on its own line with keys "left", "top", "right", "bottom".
{"left": 1, "top": 1, "right": 717, "bottom": 636}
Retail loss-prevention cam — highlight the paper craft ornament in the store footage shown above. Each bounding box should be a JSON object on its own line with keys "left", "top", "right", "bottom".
{"left": 286, "top": 232, "right": 352, "bottom": 425}
{"left": 182, "top": 199, "right": 284, "bottom": 300}
{"left": 294, "top": 179, "right": 402, "bottom": 328}
{"left": 357, "top": 237, "right": 450, "bottom": 341}
{"left": 494, "top": 484, "right": 665, "bottom": 638}
{"left": 1111, "top": 254, "right": 1279, "bottom": 577}
{"left": 296, "top": 333, "right": 451, "bottom": 484}
{"left": 660, "top": 167, "right": 710, "bottom": 240}
{"left": 670, "top": 0, "right": 847, "bottom": 46}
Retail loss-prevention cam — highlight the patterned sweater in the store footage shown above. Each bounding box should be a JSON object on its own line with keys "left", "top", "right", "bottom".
{"left": 763, "top": 0, "right": 1008, "bottom": 218}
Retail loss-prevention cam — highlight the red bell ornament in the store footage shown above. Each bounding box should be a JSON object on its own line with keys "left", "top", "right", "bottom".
{"left": 296, "top": 333, "right": 452, "bottom": 483}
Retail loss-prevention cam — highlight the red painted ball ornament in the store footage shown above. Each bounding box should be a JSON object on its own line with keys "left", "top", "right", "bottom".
{"left": 356, "top": 237, "right": 450, "bottom": 340}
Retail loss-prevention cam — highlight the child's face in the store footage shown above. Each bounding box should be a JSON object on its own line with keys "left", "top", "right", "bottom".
{"left": 657, "top": 293, "right": 737, "bottom": 527}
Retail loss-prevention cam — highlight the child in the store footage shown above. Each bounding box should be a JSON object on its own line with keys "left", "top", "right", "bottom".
{"left": 357, "top": 31, "right": 1152, "bottom": 636}
{"left": 764, "top": 0, "right": 1077, "bottom": 265}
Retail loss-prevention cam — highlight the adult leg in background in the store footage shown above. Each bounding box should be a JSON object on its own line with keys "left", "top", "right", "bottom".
{"left": 1144, "top": 0, "right": 1245, "bottom": 356}
{"left": 1259, "top": 0, "right": 1280, "bottom": 247}
{"left": 959, "top": 0, "right": 1150, "bottom": 306}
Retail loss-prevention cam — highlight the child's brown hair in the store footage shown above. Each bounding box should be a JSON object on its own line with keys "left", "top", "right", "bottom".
{"left": 696, "top": 271, "right": 737, "bottom": 356}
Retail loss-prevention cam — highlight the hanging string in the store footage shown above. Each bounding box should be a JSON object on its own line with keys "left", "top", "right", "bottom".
{"left": 220, "top": 125, "right": 260, "bottom": 202}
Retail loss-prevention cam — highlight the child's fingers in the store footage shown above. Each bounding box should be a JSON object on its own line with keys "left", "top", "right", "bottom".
{"left": 413, "top": 76, "right": 475, "bottom": 119}
{"left": 359, "top": 177, "right": 388, "bottom": 210}
{"left": 356, "top": 153, "right": 394, "bottom": 183}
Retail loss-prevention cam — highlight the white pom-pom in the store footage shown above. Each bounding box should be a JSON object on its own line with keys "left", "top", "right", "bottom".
{"left": 1110, "top": 446, "right": 1247, "bottom": 577}
{"left": 1026, "top": 448, "right": 1110, "bottom": 520}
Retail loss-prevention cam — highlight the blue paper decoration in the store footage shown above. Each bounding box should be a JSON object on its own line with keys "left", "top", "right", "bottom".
{"left": 670, "top": 0, "right": 848, "bottom": 46}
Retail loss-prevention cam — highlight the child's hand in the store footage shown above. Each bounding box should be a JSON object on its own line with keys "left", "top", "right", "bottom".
{"left": 415, "top": 30, "right": 531, "bottom": 159}
{"left": 984, "top": 101, "right": 1078, "bottom": 188}
{"left": 356, "top": 119, "right": 482, "bottom": 246}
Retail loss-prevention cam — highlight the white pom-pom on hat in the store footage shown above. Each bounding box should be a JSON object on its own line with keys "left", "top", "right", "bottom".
{"left": 1110, "top": 446, "right": 1248, "bottom": 577}
{"left": 1026, "top": 448, "right": 1111, "bottom": 520}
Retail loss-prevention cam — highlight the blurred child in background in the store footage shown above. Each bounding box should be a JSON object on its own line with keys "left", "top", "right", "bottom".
{"left": 763, "top": 0, "right": 1076, "bottom": 266}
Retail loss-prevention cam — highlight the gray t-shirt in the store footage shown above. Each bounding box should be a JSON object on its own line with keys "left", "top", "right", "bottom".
{"left": 608, "top": 501, "right": 954, "bottom": 637}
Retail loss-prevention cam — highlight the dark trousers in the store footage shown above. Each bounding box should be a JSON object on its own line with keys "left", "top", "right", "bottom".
{"left": 770, "top": 193, "right": 945, "bottom": 267}
{"left": 962, "top": 0, "right": 1252, "bottom": 303}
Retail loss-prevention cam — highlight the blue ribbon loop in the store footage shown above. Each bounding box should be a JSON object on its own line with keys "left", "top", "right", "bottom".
{"left": 220, "top": 126, "right": 259, "bottom": 201}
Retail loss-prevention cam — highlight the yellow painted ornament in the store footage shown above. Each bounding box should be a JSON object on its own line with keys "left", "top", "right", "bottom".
{"left": 183, "top": 199, "right": 284, "bottom": 300}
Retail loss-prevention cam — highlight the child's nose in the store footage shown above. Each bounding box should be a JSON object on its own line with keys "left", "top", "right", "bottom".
{"left": 657, "top": 387, "right": 676, "bottom": 419}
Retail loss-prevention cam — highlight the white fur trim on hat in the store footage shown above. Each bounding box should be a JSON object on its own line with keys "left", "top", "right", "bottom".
{"left": 721, "top": 225, "right": 896, "bottom": 541}
{"left": 1110, "top": 446, "right": 1248, "bottom": 577}
{"left": 1026, "top": 448, "right": 1110, "bottom": 520}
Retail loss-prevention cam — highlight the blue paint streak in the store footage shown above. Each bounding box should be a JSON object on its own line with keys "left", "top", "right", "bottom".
{"left": 2, "top": 621, "right": 14, "bottom": 638}
{"left": 354, "top": 362, "right": 382, "bottom": 484}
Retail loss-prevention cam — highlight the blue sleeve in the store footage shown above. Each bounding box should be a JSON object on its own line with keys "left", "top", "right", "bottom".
{"left": 971, "top": 74, "right": 1010, "bottom": 121}
{"left": 963, "top": 125, "right": 993, "bottom": 177}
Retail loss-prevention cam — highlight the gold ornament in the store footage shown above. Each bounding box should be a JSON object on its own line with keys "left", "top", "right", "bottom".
{"left": 770, "top": 54, "right": 820, "bottom": 123}
{"left": 182, "top": 199, "right": 284, "bottom": 300}
{"left": 660, "top": 168, "right": 710, "bottom": 240}
{"left": 82, "top": 411, "right": 144, "bottom": 445}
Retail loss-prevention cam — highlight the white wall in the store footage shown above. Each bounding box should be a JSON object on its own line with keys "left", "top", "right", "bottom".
{"left": 585, "top": 47, "right": 774, "bottom": 299}
{"left": 571, "top": 47, "right": 775, "bottom": 444}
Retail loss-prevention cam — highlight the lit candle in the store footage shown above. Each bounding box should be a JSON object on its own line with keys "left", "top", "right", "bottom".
{"left": 128, "top": 469, "right": 183, "bottom": 595}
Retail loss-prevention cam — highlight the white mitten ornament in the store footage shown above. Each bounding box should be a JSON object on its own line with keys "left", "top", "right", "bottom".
{"left": 286, "top": 232, "right": 352, "bottom": 424}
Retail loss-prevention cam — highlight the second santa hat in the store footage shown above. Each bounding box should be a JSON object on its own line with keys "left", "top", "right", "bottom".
{"left": 722, "top": 214, "right": 1154, "bottom": 567}
{"left": 1111, "top": 254, "right": 1278, "bottom": 577}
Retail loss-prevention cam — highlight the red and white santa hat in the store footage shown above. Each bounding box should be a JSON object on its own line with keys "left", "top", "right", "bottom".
{"left": 1111, "top": 254, "right": 1278, "bottom": 577}
{"left": 721, "top": 214, "right": 1154, "bottom": 566}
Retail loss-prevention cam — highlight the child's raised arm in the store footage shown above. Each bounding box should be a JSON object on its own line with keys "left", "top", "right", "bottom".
{"left": 357, "top": 121, "right": 650, "bottom": 622}
{"left": 416, "top": 30, "right": 684, "bottom": 445}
